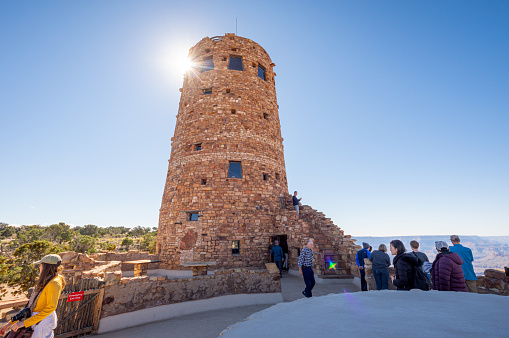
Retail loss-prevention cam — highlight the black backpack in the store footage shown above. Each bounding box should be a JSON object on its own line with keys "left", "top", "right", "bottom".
{"left": 412, "top": 253, "right": 431, "bottom": 291}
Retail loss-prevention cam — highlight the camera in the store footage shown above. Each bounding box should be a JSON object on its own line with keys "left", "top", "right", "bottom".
{"left": 11, "top": 308, "right": 31, "bottom": 322}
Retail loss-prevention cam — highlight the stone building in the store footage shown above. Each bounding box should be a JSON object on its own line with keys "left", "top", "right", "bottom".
{"left": 157, "top": 34, "right": 360, "bottom": 279}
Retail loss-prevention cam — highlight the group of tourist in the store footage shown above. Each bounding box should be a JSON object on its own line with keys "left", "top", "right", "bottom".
{"left": 356, "top": 235, "right": 477, "bottom": 293}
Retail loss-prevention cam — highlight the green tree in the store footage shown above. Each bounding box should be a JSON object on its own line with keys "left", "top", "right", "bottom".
{"left": 15, "top": 225, "right": 45, "bottom": 245}
{"left": 79, "top": 224, "right": 100, "bottom": 237}
{"left": 45, "top": 222, "right": 73, "bottom": 243}
{"left": 0, "top": 223, "right": 15, "bottom": 239}
{"left": 0, "top": 240, "right": 65, "bottom": 299}
{"left": 139, "top": 233, "right": 157, "bottom": 254}
{"left": 71, "top": 235, "right": 96, "bottom": 254}
{"left": 121, "top": 237, "right": 133, "bottom": 250}
{"left": 128, "top": 226, "right": 150, "bottom": 237}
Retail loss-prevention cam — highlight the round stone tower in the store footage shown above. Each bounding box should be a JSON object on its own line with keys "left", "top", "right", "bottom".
{"left": 157, "top": 34, "right": 288, "bottom": 269}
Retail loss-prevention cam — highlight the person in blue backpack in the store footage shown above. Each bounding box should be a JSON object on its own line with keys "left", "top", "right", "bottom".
{"left": 271, "top": 240, "right": 284, "bottom": 277}
{"left": 356, "top": 242, "right": 371, "bottom": 291}
{"left": 449, "top": 235, "right": 477, "bottom": 293}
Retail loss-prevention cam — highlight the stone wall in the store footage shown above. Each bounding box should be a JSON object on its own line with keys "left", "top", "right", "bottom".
{"left": 477, "top": 268, "right": 509, "bottom": 296}
{"left": 91, "top": 250, "right": 160, "bottom": 271}
{"left": 101, "top": 268, "right": 281, "bottom": 317}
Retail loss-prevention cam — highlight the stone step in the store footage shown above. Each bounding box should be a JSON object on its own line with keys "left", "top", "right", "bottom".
{"left": 317, "top": 274, "right": 354, "bottom": 280}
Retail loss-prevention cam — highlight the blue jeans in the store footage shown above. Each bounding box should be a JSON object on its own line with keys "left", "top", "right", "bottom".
{"left": 302, "top": 267, "right": 315, "bottom": 297}
{"left": 294, "top": 205, "right": 299, "bottom": 218}
{"left": 360, "top": 268, "right": 367, "bottom": 291}
{"left": 275, "top": 260, "right": 282, "bottom": 276}
{"left": 373, "top": 268, "right": 389, "bottom": 290}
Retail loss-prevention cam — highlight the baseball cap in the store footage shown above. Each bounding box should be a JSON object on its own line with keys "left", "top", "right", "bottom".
{"left": 435, "top": 241, "right": 449, "bottom": 251}
{"left": 33, "top": 254, "right": 62, "bottom": 265}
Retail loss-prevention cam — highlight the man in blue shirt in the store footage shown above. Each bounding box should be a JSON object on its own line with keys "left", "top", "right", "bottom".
{"left": 356, "top": 242, "right": 371, "bottom": 291}
{"left": 449, "top": 235, "right": 477, "bottom": 293}
{"left": 293, "top": 191, "right": 302, "bottom": 218}
{"left": 271, "top": 240, "right": 284, "bottom": 277}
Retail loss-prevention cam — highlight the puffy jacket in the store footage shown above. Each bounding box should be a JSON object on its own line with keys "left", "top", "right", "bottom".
{"left": 431, "top": 252, "right": 467, "bottom": 292}
{"left": 393, "top": 253, "right": 419, "bottom": 290}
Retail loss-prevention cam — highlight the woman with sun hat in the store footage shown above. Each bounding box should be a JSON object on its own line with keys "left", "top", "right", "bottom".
{"left": 6, "top": 254, "right": 66, "bottom": 338}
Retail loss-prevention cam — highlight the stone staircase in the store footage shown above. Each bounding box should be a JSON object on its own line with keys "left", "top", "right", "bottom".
{"left": 277, "top": 195, "right": 360, "bottom": 280}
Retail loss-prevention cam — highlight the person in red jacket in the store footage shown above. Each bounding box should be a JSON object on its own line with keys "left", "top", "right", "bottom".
{"left": 431, "top": 241, "right": 467, "bottom": 292}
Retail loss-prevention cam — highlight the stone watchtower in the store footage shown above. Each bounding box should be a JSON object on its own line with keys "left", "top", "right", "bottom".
{"left": 158, "top": 34, "right": 360, "bottom": 278}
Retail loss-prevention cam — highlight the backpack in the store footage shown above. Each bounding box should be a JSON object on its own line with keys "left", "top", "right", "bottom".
{"left": 412, "top": 253, "right": 431, "bottom": 291}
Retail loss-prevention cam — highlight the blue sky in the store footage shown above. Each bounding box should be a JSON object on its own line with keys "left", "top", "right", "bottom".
{"left": 1, "top": 1, "right": 508, "bottom": 236}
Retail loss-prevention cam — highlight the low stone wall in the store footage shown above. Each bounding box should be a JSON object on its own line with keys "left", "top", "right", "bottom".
{"left": 477, "top": 268, "right": 509, "bottom": 296}
{"left": 101, "top": 268, "right": 281, "bottom": 318}
{"left": 92, "top": 250, "right": 160, "bottom": 271}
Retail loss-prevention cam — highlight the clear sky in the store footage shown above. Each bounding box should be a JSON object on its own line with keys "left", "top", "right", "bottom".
{"left": 1, "top": 1, "right": 508, "bottom": 236}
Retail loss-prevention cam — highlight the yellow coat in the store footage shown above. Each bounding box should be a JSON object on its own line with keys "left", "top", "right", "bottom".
{"left": 24, "top": 275, "right": 65, "bottom": 328}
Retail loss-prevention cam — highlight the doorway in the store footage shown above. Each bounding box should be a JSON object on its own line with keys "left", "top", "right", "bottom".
{"left": 269, "top": 234, "right": 289, "bottom": 271}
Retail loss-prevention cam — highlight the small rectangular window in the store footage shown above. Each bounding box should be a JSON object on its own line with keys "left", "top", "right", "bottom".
{"left": 232, "top": 240, "right": 240, "bottom": 255}
{"left": 226, "top": 88, "right": 231, "bottom": 93}
{"left": 204, "top": 88, "right": 212, "bottom": 95}
{"left": 258, "top": 65, "right": 266, "bottom": 80}
{"left": 263, "top": 113, "right": 268, "bottom": 120}
{"left": 228, "top": 56, "right": 243, "bottom": 71}
{"left": 200, "top": 57, "right": 214, "bottom": 72}
{"left": 201, "top": 178, "right": 207, "bottom": 185}
{"left": 263, "top": 173, "right": 268, "bottom": 181}
{"left": 189, "top": 213, "right": 199, "bottom": 221}
{"left": 228, "top": 161, "right": 242, "bottom": 178}
{"left": 231, "top": 109, "right": 236, "bottom": 114}
{"left": 275, "top": 173, "right": 280, "bottom": 180}
{"left": 195, "top": 143, "right": 202, "bottom": 151}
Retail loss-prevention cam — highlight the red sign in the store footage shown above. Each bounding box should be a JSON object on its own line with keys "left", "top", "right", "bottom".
{"left": 67, "top": 291, "right": 84, "bottom": 303}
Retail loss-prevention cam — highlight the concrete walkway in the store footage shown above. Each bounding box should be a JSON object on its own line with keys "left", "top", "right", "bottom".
{"left": 95, "top": 272, "right": 360, "bottom": 338}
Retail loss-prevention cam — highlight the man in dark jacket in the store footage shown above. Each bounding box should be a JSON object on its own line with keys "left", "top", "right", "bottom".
{"left": 356, "top": 242, "right": 371, "bottom": 291}
{"left": 271, "top": 240, "right": 284, "bottom": 277}
{"left": 431, "top": 241, "right": 467, "bottom": 292}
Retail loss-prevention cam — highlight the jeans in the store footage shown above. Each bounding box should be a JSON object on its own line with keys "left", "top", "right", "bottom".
{"left": 275, "top": 260, "right": 282, "bottom": 276}
{"left": 373, "top": 268, "right": 389, "bottom": 290}
{"left": 302, "top": 267, "right": 315, "bottom": 297}
{"left": 360, "top": 268, "right": 367, "bottom": 291}
{"left": 294, "top": 204, "right": 299, "bottom": 217}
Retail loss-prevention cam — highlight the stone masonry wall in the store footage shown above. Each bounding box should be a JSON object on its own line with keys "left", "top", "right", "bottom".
{"left": 101, "top": 268, "right": 281, "bottom": 317}
{"left": 476, "top": 268, "right": 509, "bottom": 296}
{"left": 157, "top": 33, "right": 289, "bottom": 269}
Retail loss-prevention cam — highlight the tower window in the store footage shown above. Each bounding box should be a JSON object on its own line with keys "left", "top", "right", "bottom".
{"left": 228, "top": 161, "right": 242, "bottom": 178}
{"left": 188, "top": 213, "right": 199, "bottom": 221}
{"left": 263, "top": 113, "right": 268, "bottom": 120}
{"left": 232, "top": 240, "right": 240, "bottom": 255}
{"left": 275, "top": 173, "right": 280, "bottom": 180}
{"left": 201, "top": 178, "right": 207, "bottom": 185}
{"left": 263, "top": 173, "right": 268, "bottom": 181}
{"left": 226, "top": 88, "right": 231, "bottom": 93}
{"left": 200, "top": 57, "right": 214, "bottom": 72}
{"left": 228, "top": 56, "right": 243, "bottom": 71}
{"left": 231, "top": 109, "right": 236, "bottom": 114}
{"left": 258, "top": 65, "right": 266, "bottom": 80}
{"left": 203, "top": 88, "right": 212, "bottom": 95}
{"left": 194, "top": 143, "right": 202, "bottom": 151}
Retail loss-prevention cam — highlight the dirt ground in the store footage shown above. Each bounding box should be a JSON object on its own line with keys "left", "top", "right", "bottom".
{"left": 0, "top": 285, "right": 27, "bottom": 321}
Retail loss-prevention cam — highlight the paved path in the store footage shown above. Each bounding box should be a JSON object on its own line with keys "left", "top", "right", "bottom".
{"left": 95, "top": 272, "right": 360, "bottom": 338}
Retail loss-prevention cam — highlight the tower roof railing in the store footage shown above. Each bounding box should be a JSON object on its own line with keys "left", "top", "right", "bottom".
{"left": 210, "top": 36, "right": 223, "bottom": 41}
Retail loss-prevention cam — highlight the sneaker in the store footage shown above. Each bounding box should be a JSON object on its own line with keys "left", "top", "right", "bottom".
{"left": 302, "top": 291, "right": 307, "bottom": 298}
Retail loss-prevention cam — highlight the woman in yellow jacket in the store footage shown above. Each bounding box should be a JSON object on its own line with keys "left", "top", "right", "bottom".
{"left": 11, "top": 254, "right": 66, "bottom": 338}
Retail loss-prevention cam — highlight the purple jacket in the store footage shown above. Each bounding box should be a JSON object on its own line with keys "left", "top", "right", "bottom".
{"left": 431, "top": 252, "right": 467, "bottom": 292}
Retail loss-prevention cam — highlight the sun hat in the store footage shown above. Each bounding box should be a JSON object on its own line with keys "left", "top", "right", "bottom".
{"left": 33, "top": 254, "right": 62, "bottom": 265}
